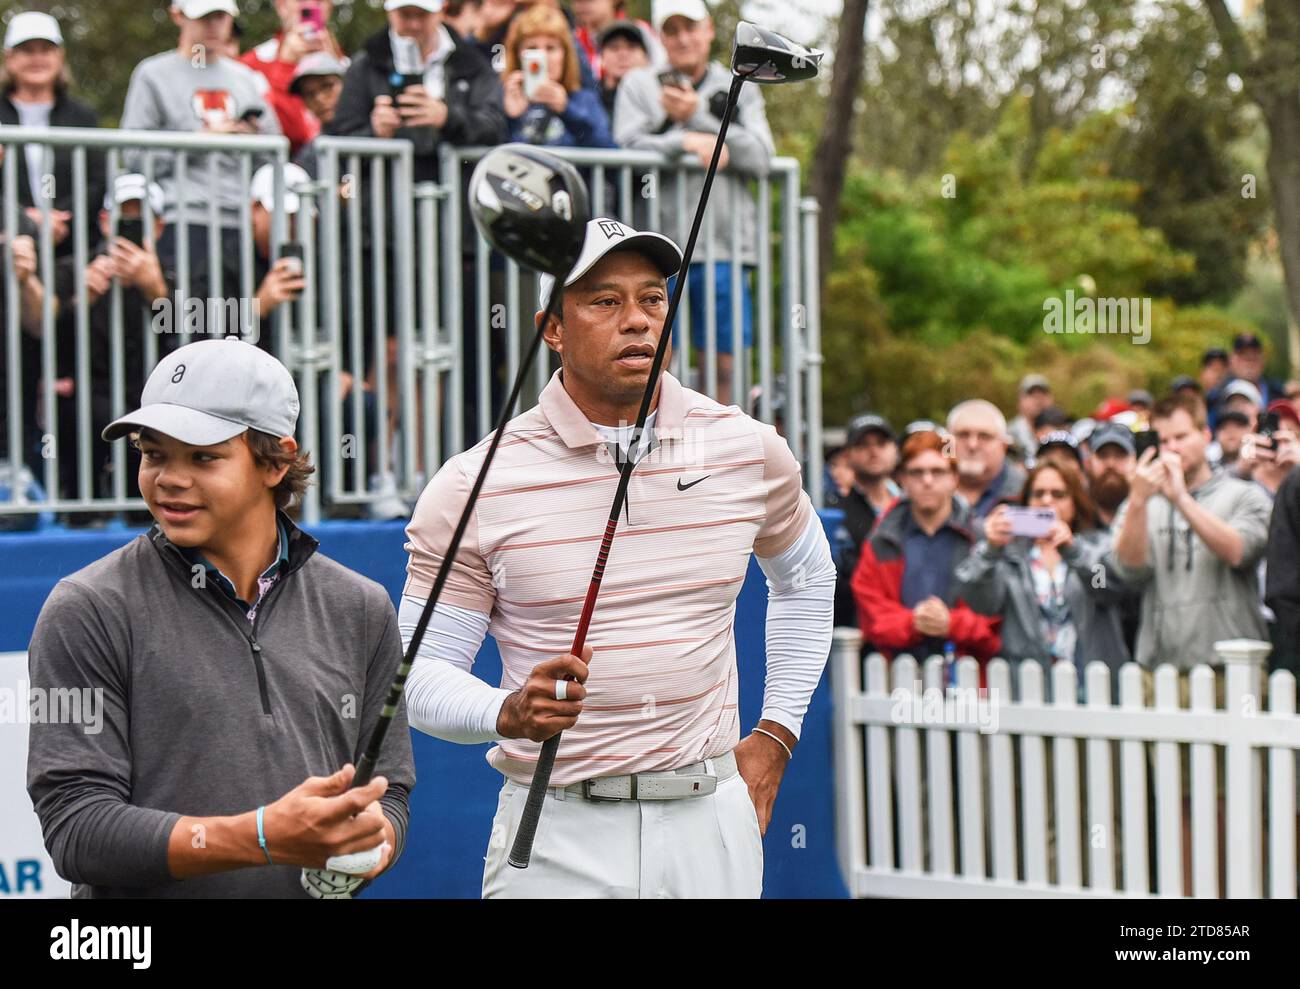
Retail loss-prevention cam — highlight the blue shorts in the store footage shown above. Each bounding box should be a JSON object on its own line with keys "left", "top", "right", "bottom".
{"left": 668, "top": 262, "right": 755, "bottom": 355}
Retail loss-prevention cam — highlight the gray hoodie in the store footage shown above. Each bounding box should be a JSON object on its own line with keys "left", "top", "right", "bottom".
{"left": 954, "top": 528, "right": 1132, "bottom": 696}
{"left": 119, "top": 51, "right": 281, "bottom": 226}
{"left": 26, "top": 513, "right": 415, "bottom": 898}
{"left": 1108, "top": 469, "right": 1273, "bottom": 670}
{"left": 613, "top": 62, "right": 774, "bottom": 265}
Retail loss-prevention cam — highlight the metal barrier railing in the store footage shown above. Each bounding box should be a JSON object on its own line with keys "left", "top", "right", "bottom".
{"left": 310, "top": 136, "right": 416, "bottom": 524}
{"left": 0, "top": 125, "right": 291, "bottom": 517}
{"left": 0, "top": 130, "right": 821, "bottom": 523}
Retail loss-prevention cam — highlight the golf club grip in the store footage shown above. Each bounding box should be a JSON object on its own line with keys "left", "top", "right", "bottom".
{"left": 351, "top": 292, "right": 563, "bottom": 792}
{"left": 507, "top": 78, "right": 749, "bottom": 869}
{"left": 508, "top": 732, "right": 560, "bottom": 868}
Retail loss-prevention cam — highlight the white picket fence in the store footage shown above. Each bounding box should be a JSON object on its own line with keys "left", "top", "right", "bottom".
{"left": 829, "top": 629, "right": 1300, "bottom": 898}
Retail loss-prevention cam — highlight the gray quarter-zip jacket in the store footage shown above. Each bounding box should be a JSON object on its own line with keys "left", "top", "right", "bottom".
{"left": 1107, "top": 469, "right": 1273, "bottom": 671}
{"left": 26, "top": 512, "right": 416, "bottom": 898}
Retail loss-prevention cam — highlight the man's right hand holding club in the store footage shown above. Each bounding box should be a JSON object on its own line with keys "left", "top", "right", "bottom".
{"left": 495, "top": 645, "right": 593, "bottom": 741}
{"left": 168, "top": 763, "right": 393, "bottom": 877}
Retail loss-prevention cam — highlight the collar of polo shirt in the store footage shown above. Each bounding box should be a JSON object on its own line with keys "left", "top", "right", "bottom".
{"left": 539, "top": 368, "right": 689, "bottom": 449}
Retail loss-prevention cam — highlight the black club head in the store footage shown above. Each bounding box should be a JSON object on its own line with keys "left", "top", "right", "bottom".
{"left": 731, "top": 22, "right": 824, "bottom": 84}
{"left": 468, "top": 144, "right": 591, "bottom": 277}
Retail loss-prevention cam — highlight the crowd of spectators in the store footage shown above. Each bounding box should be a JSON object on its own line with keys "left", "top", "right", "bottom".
{"left": 0, "top": 0, "right": 772, "bottom": 516}
{"left": 827, "top": 334, "right": 1300, "bottom": 687}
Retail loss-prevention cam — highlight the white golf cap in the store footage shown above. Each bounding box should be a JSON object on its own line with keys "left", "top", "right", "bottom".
{"left": 104, "top": 173, "right": 166, "bottom": 216}
{"left": 175, "top": 0, "right": 240, "bottom": 19}
{"left": 1221, "top": 378, "right": 1263, "bottom": 408}
{"left": 250, "top": 162, "right": 313, "bottom": 215}
{"left": 103, "top": 338, "right": 300, "bottom": 446}
{"left": 538, "top": 218, "right": 683, "bottom": 310}
{"left": 384, "top": 0, "right": 443, "bottom": 12}
{"left": 4, "top": 11, "right": 63, "bottom": 49}
{"left": 652, "top": 0, "right": 709, "bottom": 30}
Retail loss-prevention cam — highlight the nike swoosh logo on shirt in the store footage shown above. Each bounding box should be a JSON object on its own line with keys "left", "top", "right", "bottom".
{"left": 676, "top": 475, "right": 710, "bottom": 491}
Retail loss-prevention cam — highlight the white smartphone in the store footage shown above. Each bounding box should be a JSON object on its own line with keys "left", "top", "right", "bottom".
{"left": 1005, "top": 506, "right": 1057, "bottom": 539}
{"left": 522, "top": 48, "right": 548, "bottom": 100}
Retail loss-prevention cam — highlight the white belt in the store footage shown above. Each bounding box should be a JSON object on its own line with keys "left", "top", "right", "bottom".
{"left": 556, "top": 750, "right": 737, "bottom": 802}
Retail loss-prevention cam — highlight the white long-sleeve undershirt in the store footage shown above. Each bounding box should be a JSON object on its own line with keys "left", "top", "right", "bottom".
{"left": 400, "top": 511, "right": 836, "bottom": 747}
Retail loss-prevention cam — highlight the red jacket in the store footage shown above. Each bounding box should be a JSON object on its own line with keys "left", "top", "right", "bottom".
{"left": 850, "top": 497, "right": 1000, "bottom": 672}
{"left": 240, "top": 35, "right": 326, "bottom": 155}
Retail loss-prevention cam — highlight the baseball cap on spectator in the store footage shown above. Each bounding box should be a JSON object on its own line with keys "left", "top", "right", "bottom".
{"left": 653, "top": 0, "right": 709, "bottom": 30}
{"left": 289, "top": 52, "right": 350, "bottom": 95}
{"left": 1093, "top": 397, "right": 1130, "bottom": 421}
{"left": 1233, "top": 332, "right": 1264, "bottom": 352}
{"left": 1170, "top": 374, "right": 1199, "bottom": 393}
{"left": 1267, "top": 398, "right": 1300, "bottom": 427}
{"left": 1202, "top": 347, "right": 1229, "bottom": 365}
{"left": 4, "top": 11, "right": 62, "bottom": 49}
{"left": 599, "top": 21, "right": 649, "bottom": 51}
{"left": 1088, "top": 421, "right": 1135, "bottom": 456}
{"left": 1127, "top": 389, "right": 1154, "bottom": 408}
{"left": 1071, "top": 416, "right": 1097, "bottom": 445}
{"left": 1217, "top": 409, "right": 1252, "bottom": 429}
{"left": 176, "top": 0, "right": 240, "bottom": 18}
{"left": 846, "top": 413, "right": 895, "bottom": 445}
{"left": 384, "top": 0, "right": 443, "bottom": 10}
{"left": 1033, "top": 405, "right": 1069, "bottom": 430}
{"left": 103, "top": 338, "right": 299, "bottom": 445}
{"left": 538, "top": 217, "right": 682, "bottom": 310}
{"left": 1035, "top": 430, "right": 1081, "bottom": 464}
{"left": 903, "top": 419, "right": 946, "bottom": 438}
{"left": 1220, "top": 378, "right": 1263, "bottom": 408}
{"left": 104, "top": 173, "right": 166, "bottom": 216}
{"left": 250, "top": 162, "right": 313, "bottom": 215}
{"left": 1019, "top": 373, "right": 1050, "bottom": 395}
{"left": 1109, "top": 409, "right": 1140, "bottom": 431}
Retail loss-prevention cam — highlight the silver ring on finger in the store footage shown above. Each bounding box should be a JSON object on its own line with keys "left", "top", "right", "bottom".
{"left": 555, "top": 679, "right": 568, "bottom": 701}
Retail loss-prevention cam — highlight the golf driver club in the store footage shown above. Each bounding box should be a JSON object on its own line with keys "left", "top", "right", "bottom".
{"left": 302, "top": 145, "right": 589, "bottom": 898}
{"left": 506, "top": 22, "right": 824, "bottom": 870}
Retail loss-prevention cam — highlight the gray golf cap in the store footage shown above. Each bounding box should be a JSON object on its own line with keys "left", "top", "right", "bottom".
{"left": 102, "top": 337, "right": 300, "bottom": 445}
{"left": 538, "top": 217, "right": 682, "bottom": 310}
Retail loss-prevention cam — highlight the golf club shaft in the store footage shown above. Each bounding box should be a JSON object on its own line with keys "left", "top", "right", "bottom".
{"left": 354, "top": 290, "right": 563, "bottom": 789}
{"left": 508, "top": 76, "right": 747, "bottom": 868}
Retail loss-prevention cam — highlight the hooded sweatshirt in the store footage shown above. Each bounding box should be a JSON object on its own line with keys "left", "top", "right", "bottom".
{"left": 26, "top": 511, "right": 415, "bottom": 898}
{"left": 1108, "top": 469, "right": 1272, "bottom": 670}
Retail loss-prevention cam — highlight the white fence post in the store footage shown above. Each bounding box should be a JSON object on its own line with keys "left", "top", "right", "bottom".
{"left": 1216, "top": 638, "right": 1269, "bottom": 898}
{"left": 1267, "top": 670, "right": 1297, "bottom": 898}
{"left": 830, "top": 628, "right": 865, "bottom": 896}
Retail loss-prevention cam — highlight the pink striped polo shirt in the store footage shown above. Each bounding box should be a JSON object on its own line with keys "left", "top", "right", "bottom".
{"left": 404, "top": 370, "right": 812, "bottom": 786}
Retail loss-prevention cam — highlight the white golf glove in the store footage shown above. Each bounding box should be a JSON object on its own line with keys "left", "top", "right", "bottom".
{"left": 300, "top": 841, "right": 390, "bottom": 900}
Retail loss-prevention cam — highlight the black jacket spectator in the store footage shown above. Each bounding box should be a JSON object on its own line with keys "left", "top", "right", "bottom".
{"left": 0, "top": 90, "right": 105, "bottom": 256}
{"left": 1265, "top": 466, "right": 1300, "bottom": 676}
{"left": 329, "top": 26, "right": 506, "bottom": 183}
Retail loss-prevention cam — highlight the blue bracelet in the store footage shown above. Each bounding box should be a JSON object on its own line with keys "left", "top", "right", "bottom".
{"left": 256, "top": 805, "right": 274, "bottom": 865}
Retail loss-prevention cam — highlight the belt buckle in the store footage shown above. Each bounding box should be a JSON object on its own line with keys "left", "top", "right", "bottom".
{"left": 581, "top": 778, "right": 624, "bottom": 803}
